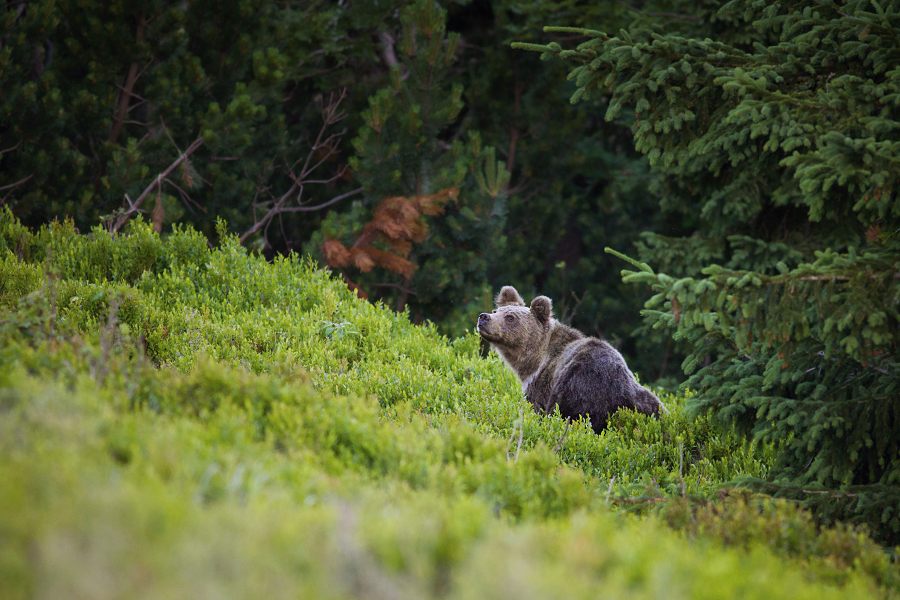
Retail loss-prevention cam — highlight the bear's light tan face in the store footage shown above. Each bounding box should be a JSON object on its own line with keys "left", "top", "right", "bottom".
{"left": 477, "top": 305, "right": 539, "bottom": 349}
{"left": 477, "top": 286, "right": 553, "bottom": 379}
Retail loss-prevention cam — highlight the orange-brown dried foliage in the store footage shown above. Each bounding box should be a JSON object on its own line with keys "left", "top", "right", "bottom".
{"left": 323, "top": 188, "right": 458, "bottom": 281}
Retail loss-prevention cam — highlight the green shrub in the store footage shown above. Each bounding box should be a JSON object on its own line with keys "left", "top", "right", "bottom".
{"left": 0, "top": 213, "right": 895, "bottom": 598}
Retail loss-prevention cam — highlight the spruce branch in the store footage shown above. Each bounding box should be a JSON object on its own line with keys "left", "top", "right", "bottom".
{"left": 542, "top": 26, "right": 606, "bottom": 37}
{"left": 604, "top": 246, "right": 654, "bottom": 273}
{"left": 509, "top": 42, "right": 558, "bottom": 54}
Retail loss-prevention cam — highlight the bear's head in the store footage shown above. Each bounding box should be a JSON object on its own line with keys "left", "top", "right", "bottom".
{"left": 477, "top": 286, "right": 553, "bottom": 376}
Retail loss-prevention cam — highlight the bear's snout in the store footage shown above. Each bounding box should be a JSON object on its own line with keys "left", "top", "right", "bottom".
{"left": 477, "top": 313, "right": 495, "bottom": 336}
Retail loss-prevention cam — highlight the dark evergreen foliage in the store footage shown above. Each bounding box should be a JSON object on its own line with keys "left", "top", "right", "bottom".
{"left": 517, "top": 0, "right": 900, "bottom": 542}
{"left": 1, "top": 1, "right": 671, "bottom": 375}
{"left": 0, "top": 0, "right": 369, "bottom": 235}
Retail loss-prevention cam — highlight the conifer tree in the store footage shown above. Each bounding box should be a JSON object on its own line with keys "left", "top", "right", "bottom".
{"left": 517, "top": 0, "right": 899, "bottom": 541}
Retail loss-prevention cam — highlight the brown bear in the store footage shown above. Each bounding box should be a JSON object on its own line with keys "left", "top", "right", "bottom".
{"left": 477, "top": 286, "right": 663, "bottom": 432}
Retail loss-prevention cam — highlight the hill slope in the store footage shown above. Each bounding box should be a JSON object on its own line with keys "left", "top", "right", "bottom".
{"left": 1, "top": 212, "right": 895, "bottom": 598}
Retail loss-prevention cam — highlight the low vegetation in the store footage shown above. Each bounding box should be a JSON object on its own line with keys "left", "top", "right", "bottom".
{"left": 1, "top": 212, "right": 896, "bottom": 598}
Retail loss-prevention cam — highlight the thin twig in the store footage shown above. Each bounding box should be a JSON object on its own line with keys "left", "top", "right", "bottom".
{"left": 275, "top": 187, "right": 363, "bottom": 214}
{"left": 507, "top": 408, "right": 525, "bottom": 463}
{"left": 240, "top": 89, "right": 356, "bottom": 246}
{"left": 514, "top": 425, "right": 524, "bottom": 462}
{"left": 378, "top": 31, "right": 400, "bottom": 69}
{"left": 110, "top": 137, "right": 204, "bottom": 233}
{"left": 163, "top": 178, "right": 205, "bottom": 213}
{"left": 0, "top": 141, "right": 21, "bottom": 158}
{"left": 605, "top": 476, "right": 617, "bottom": 505}
{"left": 0, "top": 173, "right": 33, "bottom": 193}
{"left": 552, "top": 421, "right": 571, "bottom": 453}
{"left": 109, "top": 15, "right": 146, "bottom": 144}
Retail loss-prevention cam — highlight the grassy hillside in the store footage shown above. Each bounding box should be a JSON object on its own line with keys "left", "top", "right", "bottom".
{"left": 1, "top": 210, "right": 896, "bottom": 599}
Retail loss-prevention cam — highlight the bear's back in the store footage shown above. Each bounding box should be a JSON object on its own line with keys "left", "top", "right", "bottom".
{"left": 546, "top": 335, "right": 660, "bottom": 432}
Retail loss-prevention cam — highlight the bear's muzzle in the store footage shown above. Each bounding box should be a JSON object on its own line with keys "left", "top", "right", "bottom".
{"left": 477, "top": 313, "right": 499, "bottom": 341}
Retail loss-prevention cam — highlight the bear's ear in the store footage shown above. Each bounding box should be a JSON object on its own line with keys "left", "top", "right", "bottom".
{"left": 496, "top": 286, "right": 524, "bottom": 307}
{"left": 530, "top": 296, "right": 552, "bottom": 323}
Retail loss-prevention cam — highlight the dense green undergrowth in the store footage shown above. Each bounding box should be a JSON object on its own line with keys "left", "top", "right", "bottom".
{"left": 1, "top": 211, "right": 897, "bottom": 598}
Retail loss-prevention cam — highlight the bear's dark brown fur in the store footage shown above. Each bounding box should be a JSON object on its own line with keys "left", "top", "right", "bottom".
{"left": 477, "top": 286, "right": 663, "bottom": 432}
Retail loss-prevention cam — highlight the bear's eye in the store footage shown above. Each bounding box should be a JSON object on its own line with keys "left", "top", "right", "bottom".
{"left": 504, "top": 314, "right": 516, "bottom": 323}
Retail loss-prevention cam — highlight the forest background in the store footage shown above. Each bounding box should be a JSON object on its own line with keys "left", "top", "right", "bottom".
{"left": 1, "top": 0, "right": 688, "bottom": 375}
{"left": 1, "top": 0, "right": 897, "bottom": 549}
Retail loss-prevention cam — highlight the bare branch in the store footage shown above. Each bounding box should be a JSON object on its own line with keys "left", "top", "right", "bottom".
{"left": 0, "top": 141, "right": 21, "bottom": 158}
{"left": 240, "top": 89, "right": 358, "bottom": 246}
{"left": 0, "top": 174, "right": 33, "bottom": 202}
{"left": 110, "top": 137, "right": 204, "bottom": 233}
{"left": 378, "top": 31, "right": 400, "bottom": 69}
{"left": 109, "top": 15, "right": 147, "bottom": 144}
{"left": 240, "top": 186, "right": 362, "bottom": 244}
{"left": 0, "top": 173, "right": 33, "bottom": 193}
{"left": 276, "top": 187, "right": 363, "bottom": 214}
{"left": 163, "top": 177, "right": 206, "bottom": 213}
